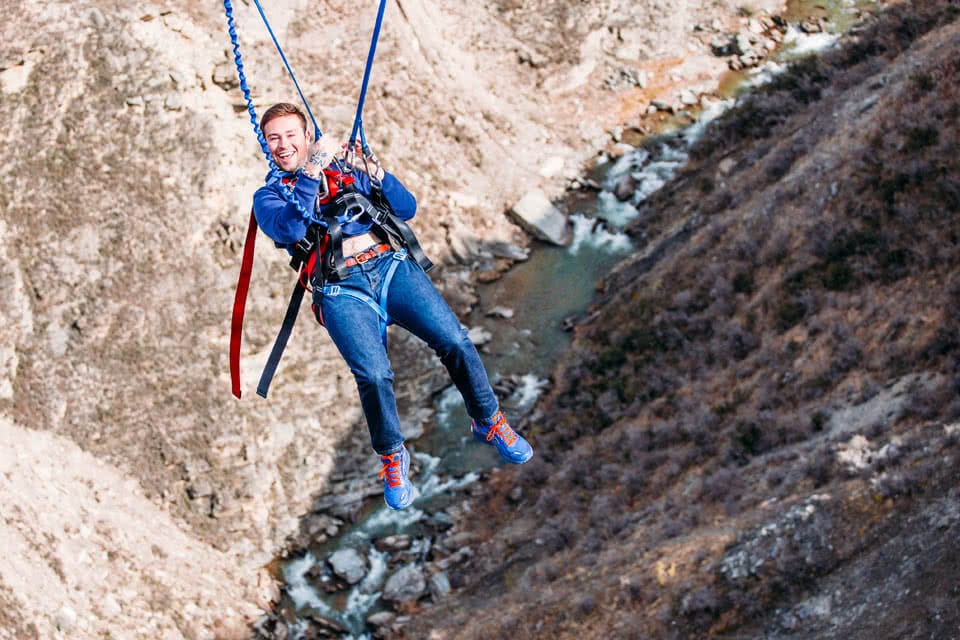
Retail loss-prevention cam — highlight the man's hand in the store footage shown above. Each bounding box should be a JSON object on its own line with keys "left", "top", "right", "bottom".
{"left": 344, "top": 141, "right": 385, "bottom": 180}
{"left": 302, "top": 135, "right": 341, "bottom": 178}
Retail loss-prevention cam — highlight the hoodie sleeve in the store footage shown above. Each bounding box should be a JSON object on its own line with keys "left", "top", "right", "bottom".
{"left": 352, "top": 169, "right": 417, "bottom": 221}
{"left": 252, "top": 173, "right": 322, "bottom": 245}
{"left": 380, "top": 171, "right": 417, "bottom": 220}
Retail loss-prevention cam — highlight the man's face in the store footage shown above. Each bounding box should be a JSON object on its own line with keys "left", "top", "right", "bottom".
{"left": 264, "top": 114, "right": 309, "bottom": 172}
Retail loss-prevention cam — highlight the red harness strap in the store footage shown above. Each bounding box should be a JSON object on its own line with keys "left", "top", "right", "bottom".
{"left": 298, "top": 234, "right": 326, "bottom": 290}
{"left": 318, "top": 167, "right": 355, "bottom": 205}
{"left": 231, "top": 169, "right": 350, "bottom": 398}
{"left": 306, "top": 233, "right": 329, "bottom": 326}
{"left": 230, "top": 209, "right": 259, "bottom": 399}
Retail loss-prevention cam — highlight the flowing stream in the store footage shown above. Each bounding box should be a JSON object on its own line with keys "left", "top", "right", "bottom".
{"left": 273, "top": 3, "right": 866, "bottom": 636}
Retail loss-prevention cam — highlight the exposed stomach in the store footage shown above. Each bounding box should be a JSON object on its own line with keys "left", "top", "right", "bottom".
{"left": 341, "top": 231, "right": 384, "bottom": 257}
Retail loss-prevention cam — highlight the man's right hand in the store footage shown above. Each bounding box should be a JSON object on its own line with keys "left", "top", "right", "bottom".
{"left": 302, "top": 135, "right": 341, "bottom": 178}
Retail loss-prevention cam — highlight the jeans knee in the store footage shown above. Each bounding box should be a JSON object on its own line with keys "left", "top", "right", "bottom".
{"left": 436, "top": 328, "right": 473, "bottom": 364}
{"left": 354, "top": 365, "right": 395, "bottom": 393}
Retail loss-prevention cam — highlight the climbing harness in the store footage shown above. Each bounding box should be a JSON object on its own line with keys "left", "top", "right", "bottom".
{"left": 320, "top": 248, "right": 409, "bottom": 346}
{"left": 224, "top": 0, "right": 433, "bottom": 399}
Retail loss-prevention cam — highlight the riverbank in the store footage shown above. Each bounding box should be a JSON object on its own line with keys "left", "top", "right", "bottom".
{"left": 401, "top": 1, "right": 960, "bottom": 637}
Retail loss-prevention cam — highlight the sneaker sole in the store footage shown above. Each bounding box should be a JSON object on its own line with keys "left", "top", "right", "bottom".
{"left": 384, "top": 492, "right": 413, "bottom": 510}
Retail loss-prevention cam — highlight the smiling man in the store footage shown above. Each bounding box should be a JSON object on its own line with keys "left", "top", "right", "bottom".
{"left": 261, "top": 104, "right": 340, "bottom": 174}
{"left": 251, "top": 103, "right": 533, "bottom": 510}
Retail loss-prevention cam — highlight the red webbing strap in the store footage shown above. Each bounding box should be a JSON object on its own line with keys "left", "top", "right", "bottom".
{"left": 304, "top": 234, "right": 328, "bottom": 326}
{"left": 299, "top": 232, "right": 328, "bottom": 288}
{"left": 230, "top": 209, "right": 259, "bottom": 399}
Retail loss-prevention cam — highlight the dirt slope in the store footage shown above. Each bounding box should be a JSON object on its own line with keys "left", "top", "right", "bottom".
{"left": 403, "top": 2, "right": 960, "bottom": 639}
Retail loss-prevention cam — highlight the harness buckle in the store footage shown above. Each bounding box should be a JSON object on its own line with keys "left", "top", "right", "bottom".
{"left": 356, "top": 251, "right": 370, "bottom": 264}
{"left": 393, "top": 249, "right": 407, "bottom": 261}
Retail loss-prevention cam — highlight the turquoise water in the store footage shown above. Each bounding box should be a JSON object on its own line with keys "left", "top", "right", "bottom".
{"left": 423, "top": 194, "right": 644, "bottom": 476}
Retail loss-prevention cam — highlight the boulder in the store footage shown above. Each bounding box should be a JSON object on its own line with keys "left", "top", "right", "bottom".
{"left": 485, "top": 306, "right": 515, "bottom": 319}
{"left": 467, "top": 326, "right": 493, "bottom": 347}
{"left": 328, "top": 548, "right": 367, "bottom": 585}
{"left": 382, "top": 564, "right": 427, "bottom": 605}
{"left": 429, "top": 572, "right": 452, "bottom": 599}
{"left": 508, "top": 190, "right": 570, "bottom": 246}
{"left": 367, "top": 610, "right": 396, "bottom": 628}
{"left": 488, "top": 241, "right": 530, "bottom": 261}
{"left": 614, "top": 175, "right": 638, "bottom": 202}
{"left": 374, "top": 534, "right": 413, "bottom": 553}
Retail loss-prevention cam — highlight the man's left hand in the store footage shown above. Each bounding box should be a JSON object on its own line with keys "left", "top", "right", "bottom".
{"left": 344, "top": 141, "right": 385, "bottom": 180}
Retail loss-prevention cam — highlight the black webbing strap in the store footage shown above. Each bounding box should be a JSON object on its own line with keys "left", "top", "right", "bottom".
{"left": 381, "top": 214, "right": 433, "bottom": 273}
{"left": 289, "top": 222, "right": 323, "bottom": 272}
{"left": 369, "top": 184, "right": 434, "bottom": 272}
{"left": 324, "top": 218, "right": 348, "bottom": 280}
{"left": 256, "top": 278, "right": 306, "bottom": 398}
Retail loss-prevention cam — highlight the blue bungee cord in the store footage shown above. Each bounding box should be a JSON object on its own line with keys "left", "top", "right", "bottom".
{"left": 248, "top": 0, "right": 322, "bottom": 140}
{"left": 223, "top": 0, "right": 318, "bottom": 223}
{"left": 348, "top": 0, "right": 388, "bottom": 155}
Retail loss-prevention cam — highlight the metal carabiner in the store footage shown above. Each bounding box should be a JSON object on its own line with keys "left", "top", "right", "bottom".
{"left": 362, "top": 149, "right": 383, "bottom": 188}
{"left": 341, "top": 144, "right": 356, "bottom": 176}
{"left": 315, "top": 171, "right": 330, "bottom": 202}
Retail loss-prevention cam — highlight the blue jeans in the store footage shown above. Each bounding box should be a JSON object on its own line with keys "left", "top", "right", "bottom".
{"left": 316, "top": 249, "right": 499, "bottom": 455}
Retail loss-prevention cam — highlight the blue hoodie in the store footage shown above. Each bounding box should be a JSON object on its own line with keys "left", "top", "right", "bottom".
{"left": 253, "top": 166, "right": 417, "bottom": 250}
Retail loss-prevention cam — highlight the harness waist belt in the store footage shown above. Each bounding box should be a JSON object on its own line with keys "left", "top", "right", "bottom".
{"left": 344, "top": 243, "right": 392, "bottom": 267}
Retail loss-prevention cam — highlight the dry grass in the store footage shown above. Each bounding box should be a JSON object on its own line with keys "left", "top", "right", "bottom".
{"left": 403, "top": 2, "right": 960, "bottom": 638}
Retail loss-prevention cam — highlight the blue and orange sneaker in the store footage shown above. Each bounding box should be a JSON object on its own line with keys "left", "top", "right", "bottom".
{"left": 471, "top": 411, "right": 533, "bottom": 464}
{"left": 378, "top": 445, "right": 414, "bottom": 510}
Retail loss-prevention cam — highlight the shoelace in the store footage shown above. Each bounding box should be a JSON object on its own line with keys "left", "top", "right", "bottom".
{"left": 378, "top": 453, "right": 404, "bottom": 488}
{"left": 483, "top": 412, "right": 518, "bottom": 446}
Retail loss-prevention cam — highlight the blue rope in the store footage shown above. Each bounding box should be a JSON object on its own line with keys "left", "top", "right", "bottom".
{"left": 250, "top": 0, "right": 322, "bottom": 140}
{"left": 349, "top": 0, "right": 388, "bottom": 154}
{"left": 224, "top": 0, "right": 388, "bottom": 195}
{"left": 223, "top": 0, "right": 316, "bottom": 223}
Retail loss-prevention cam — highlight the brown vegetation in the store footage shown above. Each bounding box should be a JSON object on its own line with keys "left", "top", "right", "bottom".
{"left": 403, "top": 2, "right": 960, "bottom": 638}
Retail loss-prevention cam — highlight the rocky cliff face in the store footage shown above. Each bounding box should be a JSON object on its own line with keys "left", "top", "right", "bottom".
{"left": 0, "top": 0, "right": 769, "bottom": 637}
